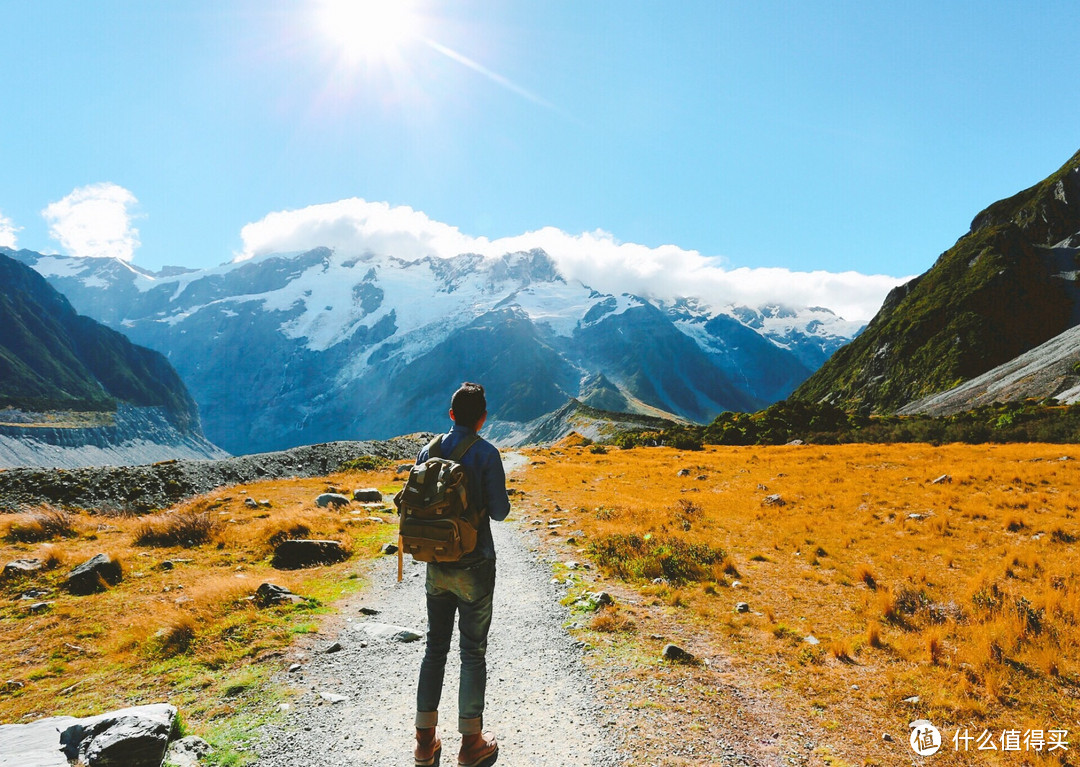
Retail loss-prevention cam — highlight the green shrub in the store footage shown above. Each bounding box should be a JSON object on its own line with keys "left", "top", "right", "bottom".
{"left": 338, "top": 455, "right": 390, "bottom": 472}
{"left": 587, "top": 533, "right": 725, "bottom": 583}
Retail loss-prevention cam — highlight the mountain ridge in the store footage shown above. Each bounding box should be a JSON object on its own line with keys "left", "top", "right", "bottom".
{"left": 792, "top": 148, "right": 1080, "bottom": 413}
{"left": 5, "top": 245, "right": 863, "bottom": 454}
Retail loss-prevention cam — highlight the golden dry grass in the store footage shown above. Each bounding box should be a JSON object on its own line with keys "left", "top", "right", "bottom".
{"left": 0, "top": 468, "right": 403, "bottom": 730}
{"left": 518, "top": 442, "right": 1080, "bottom": 766}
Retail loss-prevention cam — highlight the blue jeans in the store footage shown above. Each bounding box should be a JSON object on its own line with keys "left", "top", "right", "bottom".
{"left": 415, "top": 558, "right": 496, "bottom": 734}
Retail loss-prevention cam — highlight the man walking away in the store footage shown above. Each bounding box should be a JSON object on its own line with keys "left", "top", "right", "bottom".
{"left": 414, "top": 382, "right": 510, "bottom": 767}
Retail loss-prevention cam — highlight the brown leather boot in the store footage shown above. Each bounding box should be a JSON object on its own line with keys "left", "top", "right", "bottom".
{"left": 458, "top": 731, "right": 498, "bottom": 767}
{"left": 415, "top": 726, "right": 441, "bottom": 766}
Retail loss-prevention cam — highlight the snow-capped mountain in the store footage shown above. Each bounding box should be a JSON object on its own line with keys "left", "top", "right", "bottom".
{"left": 3, "top": 246, "right": 862, "bottom": 454}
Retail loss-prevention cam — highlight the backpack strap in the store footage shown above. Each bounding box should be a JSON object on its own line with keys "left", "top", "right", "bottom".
{"left": 425, "top": 435, "right": 444, "bottom": 460}
{"left": 447, "top": 433, "right": 480, "bottom": 463}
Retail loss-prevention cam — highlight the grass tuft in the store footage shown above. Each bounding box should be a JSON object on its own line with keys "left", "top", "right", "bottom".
{"left": 4, "top": 508, "right": 78, "bottom": 542}
{"left": 134, "top": 509, "right": 218, "bottom": 547}
{"left": 855, "top": 564, "right": 877, "bottom": 590}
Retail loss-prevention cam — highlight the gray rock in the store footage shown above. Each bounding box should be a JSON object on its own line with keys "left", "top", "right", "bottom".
{"left": 244, "top": 497, "right": 259, "bottom": 508}
{"left": 931, "top": 474, "right": 952, "bottom": 484}
{"left": 804, "top": 635, "right": 820, "bottom": 645}
{"left": 324, "top": 642, "right": 343, "bottom": 654}
{"left": 356, "top": 622, "right": 422, "bottom": 643}
{"left": 315, "top": 493, "right": 351, "bottom": 508}
{"left": 380, "top": 542, "right": 399, "bottom": 555}
{"left": 82, "top": 715, "right": 173, "bottom": 767}
{"left": 0, "top": 705, "right": 174, "bottom": 767}
{"left": 676, "top": 468, "right": 690, "bottom": 477}
{"left": 661, "top": 644, "right": 697, "bottom": 664}
{"left": 257, "top": 499, "right": 272, "bottom": 508}
{"left": 64, "top": 554, "right": 123, "bottom": 595}
{"left": 254, "top": 582, "right": 304, "bottom": 607}
{"left": 573, "top": 591, "right": 614, "bottom": 611}
{"left": 61, "top": 704, "right": 177, "bottom": 766}
{"left": 353, "top": 488, "right": 383, "bottom": 502}
{"left": 320, "top": 692, "right": 348, "bottom": 704}
{"left": 3, "top": 558, "right": 43, "bottom": 578}
{"left": 271, "top": 539, "right": 349, "bottom": 569}
{"left": 762, "top": 494, "right": 785, "bottom": 506}
{"left": 735, "top": 602, "right": 750, "bottom": 613}
{"left": 165, "top": 735, "right": 212, "bottom": 767}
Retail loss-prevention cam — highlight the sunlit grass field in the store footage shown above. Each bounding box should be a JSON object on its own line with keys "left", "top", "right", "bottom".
{"left": 3, "top": 442, "right": 1080, "bottom": 765}
{"left": 518, "top": 441, "right": 1080, "bottom": 765}
{"left": 0, "top": 468, "right": 402, "bottom": 762}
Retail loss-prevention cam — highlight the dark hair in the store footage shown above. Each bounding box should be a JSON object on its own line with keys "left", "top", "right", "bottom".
{"left": 451, "top": 382, "right": 487, "bottom": 429}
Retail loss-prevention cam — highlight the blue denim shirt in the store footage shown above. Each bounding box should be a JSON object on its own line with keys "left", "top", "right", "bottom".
{"left": 416, "top": 423, "right": 510, "bottom": 564}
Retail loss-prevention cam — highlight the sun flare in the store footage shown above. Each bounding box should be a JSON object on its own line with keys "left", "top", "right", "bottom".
{"left": 317, "top": 0, "right": 419, "bottom": 62}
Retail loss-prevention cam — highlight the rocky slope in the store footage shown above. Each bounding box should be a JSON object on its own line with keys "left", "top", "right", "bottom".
{"left": 899, "top": 324, "right": 1080, "bottom": 415}
{"left": 0, "top": 404, "right": 226, "bottom": 470}
{"left": 5, "top": 246, "right": 862, "bottom": 455}
{"left": 793, "top": 148, "right": 1080, "bottom": 413}
{"left": 0, "top": 434, "right": 427, "bottom": 512}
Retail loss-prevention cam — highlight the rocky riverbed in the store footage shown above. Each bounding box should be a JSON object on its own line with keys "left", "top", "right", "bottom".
{"left": 0, "top": 435, "right": 431, "bottom": 513}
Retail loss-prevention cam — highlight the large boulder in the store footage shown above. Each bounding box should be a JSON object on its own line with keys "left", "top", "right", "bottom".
{"left": 80, "top": 715, "right": 173, "bottom": 766}
{"left": 0, "top": 704, "right": 175, "bottom": 767}
{"left": 271, "top": 539, "right": 349, "bottom": 569}
{"left": 315, "top": 492, "right": 351, "bottom": 508}
{"left": 352, "top": 488, "right": 383, "bottom": 502}
{"left": 64, "top": 554, "right": 123, "bottom": 595}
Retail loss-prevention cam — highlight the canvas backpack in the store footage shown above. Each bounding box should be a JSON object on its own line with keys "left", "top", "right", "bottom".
{"left": 394, "top": 433, "right": 483, "bottom": 575}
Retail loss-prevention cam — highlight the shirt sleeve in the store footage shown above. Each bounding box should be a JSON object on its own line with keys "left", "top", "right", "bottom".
{"left": 483, "top": 447, "right": 511, "bottom": 521}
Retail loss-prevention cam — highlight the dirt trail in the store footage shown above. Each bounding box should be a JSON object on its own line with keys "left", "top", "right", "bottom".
{"left": 251, "top": 455, "right": 624, "bottom": 767}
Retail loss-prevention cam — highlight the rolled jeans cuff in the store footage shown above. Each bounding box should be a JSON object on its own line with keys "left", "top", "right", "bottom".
{"left": 415, "top": 710, "right": 438, "bottom": 729}
{"left": 459, "top": 715, "right": 483, "bottom": 735}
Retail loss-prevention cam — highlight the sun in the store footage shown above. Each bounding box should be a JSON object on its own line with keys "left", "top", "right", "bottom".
{"left": 316, "top": 0, "right": 420, "bottom": 63}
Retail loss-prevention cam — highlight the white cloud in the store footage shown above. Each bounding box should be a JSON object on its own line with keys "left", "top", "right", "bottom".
{"left": 0, "top": 210, "right": 19, "bottom": 248}
{"left": 237, "top": 198, "right": 913, "bottom": 321}
{"left": 42, "top": 183, "right": 141, "bottom": 261}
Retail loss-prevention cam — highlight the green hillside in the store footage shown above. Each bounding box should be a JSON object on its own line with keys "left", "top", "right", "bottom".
{"left": 793, "top": 148, "right": 1080, "bottom": 413}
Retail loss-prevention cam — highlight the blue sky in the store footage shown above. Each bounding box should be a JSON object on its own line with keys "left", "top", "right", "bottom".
{"left": 2, "top": 1, "right": 1078, "bottom": 319}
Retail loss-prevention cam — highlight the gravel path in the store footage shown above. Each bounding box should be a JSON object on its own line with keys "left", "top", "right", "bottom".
{"left": 251, "top": 456, "right": 624, "bottom": 767}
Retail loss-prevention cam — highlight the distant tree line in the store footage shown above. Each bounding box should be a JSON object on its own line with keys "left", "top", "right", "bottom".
{"left": 608, "top": 399, "right": 1080, "bottom": 449}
